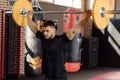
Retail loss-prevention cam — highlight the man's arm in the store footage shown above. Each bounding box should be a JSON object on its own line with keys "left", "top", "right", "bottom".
{"left": 27, "top": 11, "right": 39, "bottom": 34}
{"left": 66, "top": 12, "right": 91, "bottom": 40}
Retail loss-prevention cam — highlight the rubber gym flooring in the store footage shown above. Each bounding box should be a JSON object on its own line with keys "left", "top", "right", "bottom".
{"left": 7, "top": 67, "right": 120, "bottom": 80}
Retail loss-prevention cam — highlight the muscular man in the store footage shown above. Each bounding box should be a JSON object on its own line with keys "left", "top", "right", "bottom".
{"left": 27, "top": 11, "right": 91, "bottom": 80}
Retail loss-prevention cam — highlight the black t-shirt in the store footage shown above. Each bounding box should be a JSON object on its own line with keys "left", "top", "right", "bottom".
{"left": 36, "top": 31, "right": 70, "bottom": 79}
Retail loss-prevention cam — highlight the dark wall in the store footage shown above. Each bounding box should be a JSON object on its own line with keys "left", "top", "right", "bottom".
{"left": 92, "top": 19, "right": 120, "bottom": 68}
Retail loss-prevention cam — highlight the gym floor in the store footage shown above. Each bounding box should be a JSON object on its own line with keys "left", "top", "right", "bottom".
{"left": 7, "top": 67, "right": 120, "bottom": 80}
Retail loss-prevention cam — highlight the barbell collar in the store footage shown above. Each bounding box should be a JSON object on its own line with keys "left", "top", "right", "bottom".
{"left": 105, "top": 10, "right": 120, "bottom": 14}
{"left": 100, "top": 7, "right": 120, "bottom": 17}
{"left": 20, "top": 9, "right": 27, "bottom": 16}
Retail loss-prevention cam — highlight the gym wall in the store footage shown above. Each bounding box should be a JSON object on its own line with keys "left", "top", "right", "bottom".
{"left": 91, "top": 0, "right": 119, "bottom": 68}
{"left": 5, "top": 13, "right": 21, "bottom": 78}
{"left": 0, "top": 0, "right": 13, "bottom": 79}
{"left": 0, "top": 10, "right": 24, "bottom": 79}
{"left": 92, "top": 19, "right": 120, "bottom": 67}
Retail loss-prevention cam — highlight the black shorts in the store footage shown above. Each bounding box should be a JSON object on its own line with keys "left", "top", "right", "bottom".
{"left": 44, "top": 77, "right": 67, "bottom": 80}
{"left": 43, "top": 74, "right": 67, "bottom": 80}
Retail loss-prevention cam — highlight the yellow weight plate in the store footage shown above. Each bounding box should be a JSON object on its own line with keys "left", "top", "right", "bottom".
{"left": 12, "top": 0, "right": 33, "bottom": 27}
{"left": 92, "top": 0, "right": 111, "bottom": 29}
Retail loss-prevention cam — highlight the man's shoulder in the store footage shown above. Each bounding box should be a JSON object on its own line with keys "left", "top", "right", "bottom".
{"left": 55, "top": 33, "right": 66, "bottom": 38}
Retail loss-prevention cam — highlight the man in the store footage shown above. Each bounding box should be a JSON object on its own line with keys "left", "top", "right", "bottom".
{"left": 27, "top": 11, "right": 91, "bottom": 80}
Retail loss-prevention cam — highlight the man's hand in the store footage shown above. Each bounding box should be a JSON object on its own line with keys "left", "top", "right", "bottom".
{"left": 79, "top": 10, "right": 91, "bottom": 27}
{"left": 27, "top": 11, "right": 33, "bottom": 18}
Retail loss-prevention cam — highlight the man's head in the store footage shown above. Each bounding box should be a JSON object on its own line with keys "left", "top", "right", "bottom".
{"left": 42, "top": 20, "right": 57, "bottom": 39}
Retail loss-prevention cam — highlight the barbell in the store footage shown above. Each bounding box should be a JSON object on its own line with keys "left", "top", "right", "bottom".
{"left": 12, "top": 0, "right": 119, "bottom": 29}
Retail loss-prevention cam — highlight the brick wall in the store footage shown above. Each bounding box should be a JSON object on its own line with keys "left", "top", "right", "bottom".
{"left": 6, "top": 14, "right": 21, "bottom": 75}
{"left": 0, "top": 0, "right": 25, "bottom": 79}
{"left": 0, "top": 0, "right": 12, "bottom": 10}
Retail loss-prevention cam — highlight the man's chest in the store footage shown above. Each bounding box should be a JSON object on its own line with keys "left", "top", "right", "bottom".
{"left": 42, "top": 39, "right": 64, "bottom": 53}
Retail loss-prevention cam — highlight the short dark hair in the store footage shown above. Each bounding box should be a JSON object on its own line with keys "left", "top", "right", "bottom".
{"left": 43, "top": 20, "right": 57, "bottom": 30}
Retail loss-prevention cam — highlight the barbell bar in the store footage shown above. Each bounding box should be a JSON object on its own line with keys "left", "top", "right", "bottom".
{"left": 12, "top": 0, "right": 120, "bottom": 29}
{"left": 20, "top": 8, "right": 120, "bottom": 16}
{"left": 20, "top": 9, "right": 86, "bottom": 15}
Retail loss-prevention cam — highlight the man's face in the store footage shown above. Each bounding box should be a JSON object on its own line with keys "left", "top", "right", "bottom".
{"left": 42, "top": 26, "right": 56, "bottom": 39}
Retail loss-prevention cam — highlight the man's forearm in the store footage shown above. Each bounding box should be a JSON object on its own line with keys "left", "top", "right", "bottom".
{"left": 66, "top": 13, "right": 91, "bottom": 40}
{"left": 73, "top": 13, "right": 91, "bottom": 33}
{"left": 27, "top": 12, "right": 38, "bottom": 34}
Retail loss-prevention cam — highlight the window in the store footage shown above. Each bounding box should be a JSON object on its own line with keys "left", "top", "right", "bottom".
{"left": 54, "top": 0, "right": 72, "bottom": 7}
{"left": 40, "top": 0, "right": 53, "bottom": 3}
{"left": 90, "top": 0, "right": 94, "bottom": 9}
{"left": 40, "top": 0, "right": 82, "bottom": 9}
{"left": 73, "top": 0, "right": 81, "bottom": 8}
